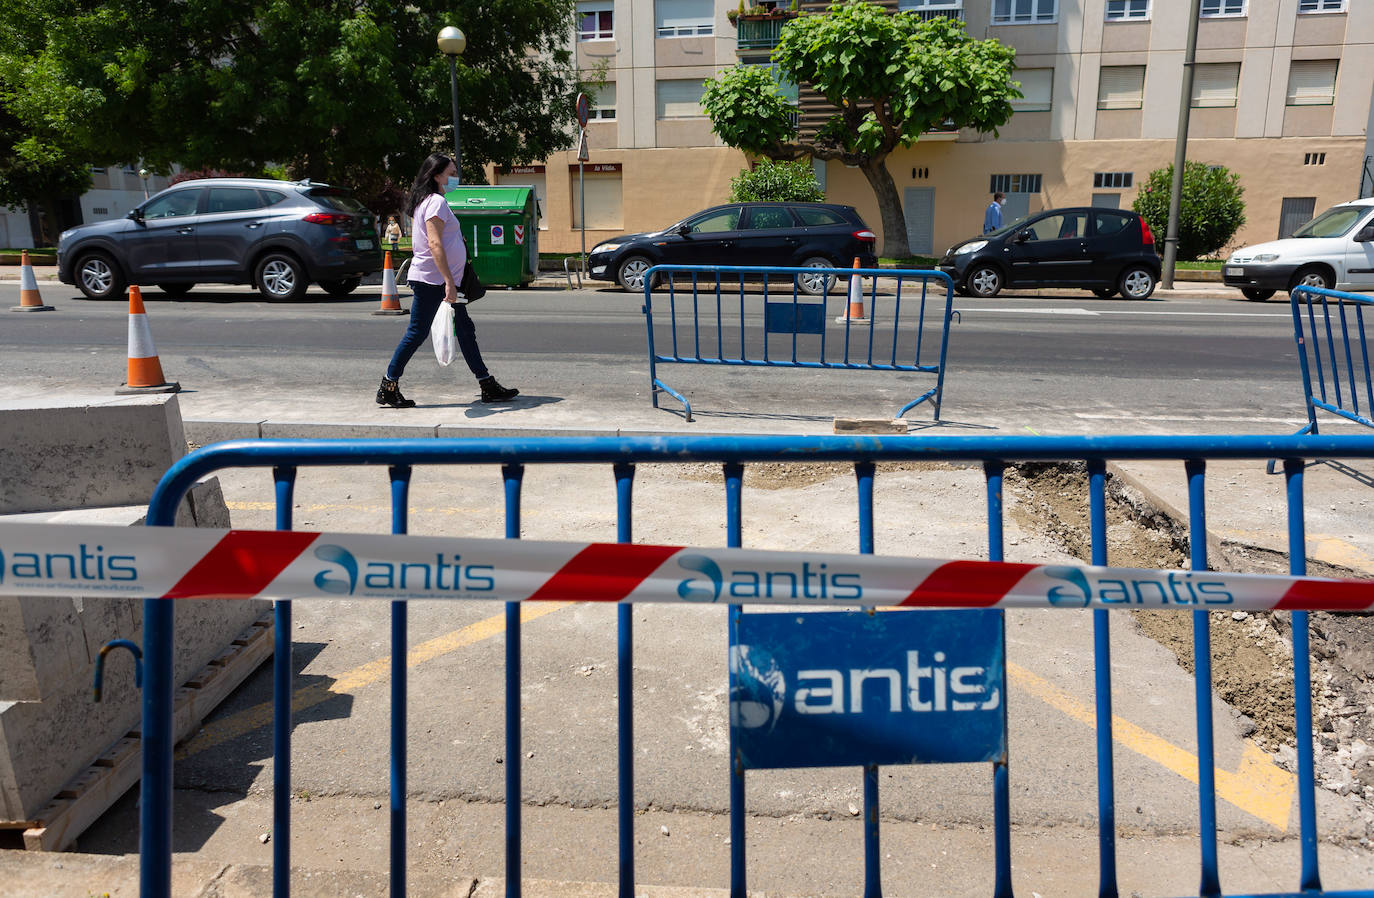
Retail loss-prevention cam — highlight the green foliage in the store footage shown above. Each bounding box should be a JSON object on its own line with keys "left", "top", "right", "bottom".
{"left": 701, "top": 67, "right": 797, "bottom": 156}
{"left": 1132, "top": 161, "right": 1246, "bottom": 260}
{"left": 0, "top": 0, "right": 585, "bottom": 216}
{"left": 729, "top": 159, "right": 824, "bottom": 202}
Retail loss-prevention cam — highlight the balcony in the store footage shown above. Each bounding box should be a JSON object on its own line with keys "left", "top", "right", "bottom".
{"left": 908, "top": 8, "right": 964, "bottom": 22}
{"left": 735, "top": 16, "right": 792, "bottom": 51}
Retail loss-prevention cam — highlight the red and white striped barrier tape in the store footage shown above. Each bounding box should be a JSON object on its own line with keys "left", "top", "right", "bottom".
{"left": 0, "top": 523, "right": 1368, "bottom": 611}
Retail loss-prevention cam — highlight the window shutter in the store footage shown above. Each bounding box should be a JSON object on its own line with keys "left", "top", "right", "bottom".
{"left": 1287, "top": 60, "right": 1337, "bottom": 105}
{"left": 656, "top": 0, "right": 712, "bottom": 30}
{"left": 1012, "top": 69, "right": 1053, "bottom": 111}
{"left": 1098, "top": 66, "right": 1145, "bottom": 109}
{"left": 1191, "top": 63, "right": 1239, "bottom": 107}
{"left": 657, "top": 80, "right": 706, "bottom": 118}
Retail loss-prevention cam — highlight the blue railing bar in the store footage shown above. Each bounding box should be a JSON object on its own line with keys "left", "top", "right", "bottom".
{"left": 1322, "top": 298, "right": 1344, "bottom": 409}
{"left": 1088, "top": 460, "right": 1119, "bottom": 898}
{"left": 645, "top": 263, "right": 953, "bottom": 288}
{"left": 853, "top": 460, "right": 880, "bottom": 898}
{"left": 895, "top": 387, "right": 939, "bottom": 419}
{"left": 692, "top": 274, "right": 702, "bottom": 361}
{"left": 147, "top": 436, "right": 1374, "bottom": 506}
{"left": 650, "top": 377, "right": 694, "bottom": 422}
{"left": 1358, "top": 305, "right": 1372, "bottom": 412}
{"left": 984, "top": 460, "right": 1013, "bottom": 898}
{"left": 503, "top": 463, "right": 526, "bottom": 898}
{"left": 652, "top": 354, "right": 934, "bottom": 373}
{"left": 1293, "top": 295, "right": 1323, "bottom": 433}
{"left": 738, "top": 279, "right": 747, "bottom": 360}
{"left": 715, "top": 278, "right": 724, "bottom": 362}
{"left": 389, "top": 464, "right": 412, "bottom": 898}
{"left": 890, "top": 277, "right": 904, "bottom": 368}
{"left": 1304, "top": 294, "right": 1329, "bottom": 407}
{"left": 1311, "top": 400, "right": 1374, "bottom": 430}
{"left": 1337, "top": 302, "right": 1359, "bottom": 415}
{"left": 724, "top": 462, "right": 746, "bottom": 898}
{"left": 614, "top": 462, "right": 636, "bottom": 898}
{"left": 931, "top": 283, "right": 955, "bottom": 422}
{"left": 644, "top": 290, "right": 661, "bottom": 411}
{"left": 667, "top": 279, "right": 680, "bottom": 359}
{"left": 1186, "top": 459, "right": 1221, "bottom": 897}
{"left": 867, "top": 276, "right": 879, "bottom": 367}
{"left": 1285, "top": 459, "right": 1323, "bottom": 892}
{"left": 272, "top": 465, "right": 297, "bottom": 898}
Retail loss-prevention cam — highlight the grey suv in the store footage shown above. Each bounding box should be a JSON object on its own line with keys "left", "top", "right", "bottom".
{"left": 57, "top": 178, "right": 381, "bottom": 300}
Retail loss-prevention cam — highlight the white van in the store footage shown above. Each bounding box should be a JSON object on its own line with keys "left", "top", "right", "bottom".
{"left": 1222, "top": 197, "right": 1374, "bottom": 300}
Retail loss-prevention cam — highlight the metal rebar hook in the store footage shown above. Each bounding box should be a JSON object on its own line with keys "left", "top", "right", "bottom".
{"left": 92, "top": 639, "right": 143, "bottom": 702}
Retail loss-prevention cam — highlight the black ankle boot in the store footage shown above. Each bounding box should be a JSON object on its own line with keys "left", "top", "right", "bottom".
{"left": 376, "top": 378, "right": 416, "bottom": 408}
{"left": 478, "top": 376, "right": 519, "bottom": 403}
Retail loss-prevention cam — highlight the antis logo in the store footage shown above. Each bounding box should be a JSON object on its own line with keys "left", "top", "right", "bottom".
{"left": 1043, "top": 565, "right": 1235, "bottom": 606}
{"left": 676, "top": 553, "right": 862, "bottom": 602}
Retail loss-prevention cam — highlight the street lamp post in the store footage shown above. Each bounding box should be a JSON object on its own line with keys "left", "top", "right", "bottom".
{"left": 437, "top": 26, "right": 467, "bottom": 184}
{"left": 138, "top": 168, "right": 150, "bottom": 200}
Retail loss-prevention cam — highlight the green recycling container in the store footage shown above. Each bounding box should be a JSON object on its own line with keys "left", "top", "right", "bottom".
{"left": 444, "top": 185, "right": 539, "bottom": 287}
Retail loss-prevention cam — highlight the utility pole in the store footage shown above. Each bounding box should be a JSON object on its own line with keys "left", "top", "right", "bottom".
{"left": 1161, "top": 0, "right": 1203, "bottom": 289}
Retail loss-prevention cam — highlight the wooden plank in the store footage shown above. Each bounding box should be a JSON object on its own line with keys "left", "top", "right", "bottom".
{"left": 18, "top": 613, "right": 274, "bottom": 852}
{"left": 833, "top": 417, "right": 908, "bottom": 434}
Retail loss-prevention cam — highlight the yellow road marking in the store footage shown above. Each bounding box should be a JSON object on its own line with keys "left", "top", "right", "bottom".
{"left": 1008, "top": 661, "right": 1295, "bottom": 830}
{"left": 175, "top": 603, "right": 568, "bottom": 760}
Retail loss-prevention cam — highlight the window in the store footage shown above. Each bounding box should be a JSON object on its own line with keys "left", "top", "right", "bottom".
{"left": 990, "top": 173, "right": 1042, "bottom": 193}
{"left": 992, "top": 0, "right": 1056, "bottom": 24}
{"left": 1279, "top": 197, "right": 1317, "bottom": 239}
{"left": 1200, "top": 0, "right": 1244, "bottom": 16}
{"left": 656, "top": 79, "right": 706, "bottom": 118}
{"left": 1093, "top": 172, "right": 1134, "bottom": 189}
{"left": 1191, "top": 62, "right": 1240, "bottom": 107}
{"left": 1298, "top": 0, "right": 1344, "bottom": 12}
{"left": 1105, "top": 0, "right": 1148, "bottom": 20}
{"left": 656, "top": 0, "right": 713, "bottom": 37}
{"left": 1287, "top": 60, "right": 1337, "bottom": 106}
{"left": 90, "top": 166, "right": 107, "bottom": 174}
{"left": 590, "top": 83, "right": 616, "bottom": 120}
{"left": 206, "top": 187, "right": 265, "bottom": 214}
{"left": 1024, "top": 211, "right": 1089, "bottom": 241}
{"left": 1098, "top": 66, "right": 1145, "bottom": 109}
{"left": 143, "top": 189, "right": 201, "bottom": 219}
{"left": 684, "top": 207, "right": 741, "bottom": 233}
{"left": 1011, "top": 68, "right": 1053, "bottom": 111}
{"left": 1093, "top": 211, "right": 1133, "bottom": 234}
{"left": 577, "top": 1, "right": 613, "bottom": 40}
{"left": 792, "top": 206, "right": 846, "bottom": 226}
{"left": 1303, "top": 152, "right": 1327, "bottom": 165}
{"left": 899, "top": 0, "right": 963, "bottom": 8}
{"left": 743, "top": 206, "right": 795, "bottom": 230}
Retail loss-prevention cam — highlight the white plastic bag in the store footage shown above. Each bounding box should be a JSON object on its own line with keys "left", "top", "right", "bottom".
{"left": 431, "top": 301, "right": 457, "bottom": 366}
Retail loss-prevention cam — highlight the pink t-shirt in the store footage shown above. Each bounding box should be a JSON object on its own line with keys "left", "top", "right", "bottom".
{"left": 408, "top": 193, "right": 467, "bottom": 285}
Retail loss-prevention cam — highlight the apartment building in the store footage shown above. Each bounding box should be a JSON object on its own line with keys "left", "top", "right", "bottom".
{"left": 496, "top": 0, "right": 1374, "bottom": 258}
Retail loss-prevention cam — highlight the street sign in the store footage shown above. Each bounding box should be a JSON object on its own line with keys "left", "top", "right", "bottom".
{"left": 575, "top": 92, "right": 590, "bottom": 128}
{"left": 514, "top": 225, "right": 525, "bottom": 245}
{"left": 731, "top": 609, "right": 1006, "bottom": 770}
{"left": 490, "top": 225, "right": 504, "bottom": 245}
{"left": 576, "top": 129, "right": 590, "bottom": 162}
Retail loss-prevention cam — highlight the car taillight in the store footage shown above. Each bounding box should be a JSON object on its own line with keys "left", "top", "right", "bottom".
{"left": 1138, "top": 217, "right": 1155, "bottom": 246}
{"left": 853, "top": 229, "right": 876, "bottom": 242}
{"left": 304, "top": 212, "right": 354, "bottom": 227}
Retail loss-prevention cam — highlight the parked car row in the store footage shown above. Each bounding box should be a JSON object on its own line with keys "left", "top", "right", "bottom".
{"left": 57, "top": 178, "right": 382, "bottom": 300}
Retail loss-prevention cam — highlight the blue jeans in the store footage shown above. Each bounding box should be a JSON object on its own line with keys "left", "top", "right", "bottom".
{"left": 386, "top": 281, "right": 490, "bottom": 382}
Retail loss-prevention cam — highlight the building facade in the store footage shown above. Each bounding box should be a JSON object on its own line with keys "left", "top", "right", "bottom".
{"left": 497, "top": 0, "right": 1374, "bottom": 259}
{"left": 1, "top": 165, "right": 177, "bottom": 249}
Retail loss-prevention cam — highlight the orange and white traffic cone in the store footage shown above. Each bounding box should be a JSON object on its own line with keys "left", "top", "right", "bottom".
{"left": 372, "top": 251, "right": 407, "bottom": 315}
{"left": 11, "top": 250, "right": 54, "bottom": 312}
{"left": 115, "top": 286, "right": 180, "bottom": 394}
{"left": 835, "top": 256, "right": 870, "bottom": 325}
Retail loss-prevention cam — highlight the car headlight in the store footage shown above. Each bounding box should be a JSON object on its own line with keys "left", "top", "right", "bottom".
{"left": 956, "top": 241, "right": 987, "bottom": 255}
{"left": 594, "top": 243, "right": 621, "bottom": 253}
{"left": 1253, "top": 253, "right": 1280, "bottom": 263}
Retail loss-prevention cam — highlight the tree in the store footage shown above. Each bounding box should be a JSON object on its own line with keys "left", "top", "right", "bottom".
{"left": 730, "top": 159, "right": 824, "bottom": 202}
{"left": 1132, "top": 162, "right": 1246, "bottom": 260}
{"left": 0, "top": 0, "right": 584, "bottom": 224}
{"left": 702, "top": 0, "right": 1019, "bottom": 257}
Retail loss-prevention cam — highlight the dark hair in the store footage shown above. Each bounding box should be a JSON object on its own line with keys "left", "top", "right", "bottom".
{"left": 405, "top": 153, "right": 453, "bottom": 217}
{"left": 993, "top": 192, "right": 1005, "bottom": 201}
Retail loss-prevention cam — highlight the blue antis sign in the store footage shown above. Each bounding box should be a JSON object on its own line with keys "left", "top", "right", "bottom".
{"left": 730, "top": 609, "right": 1005, "bottom": 770}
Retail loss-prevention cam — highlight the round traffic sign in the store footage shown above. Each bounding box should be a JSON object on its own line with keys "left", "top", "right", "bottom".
{"left": 575, "top": 92, "right": 590, "bottom": 127}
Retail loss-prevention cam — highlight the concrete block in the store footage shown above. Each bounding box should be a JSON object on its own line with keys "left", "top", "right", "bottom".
{"left": 0, "top": 395, "right": 187, "bottom": 514}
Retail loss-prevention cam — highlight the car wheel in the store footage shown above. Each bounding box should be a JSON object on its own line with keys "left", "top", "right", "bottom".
{"left": 76, "top": 251, "right": 126, "bottom": 301}
{"left": 798, "top": 256, "right": 838, "bottom": 296}
{"left": 617, "top": 255, "right": 656, "bottom": 292}
{"left": 1241, "top": 288, "right": 1276, "bottom": 301}
{"left": 1118, "top": 265, "right": 1157, "bottom": 300}
{"left": 1091, "top": 287, "right": 1117, "bottom": 299}
{"left": 965, "top": 264, "right": 1002, "bottom": 298}
{"left": 320, "top": 277, "right": 361, "bottom": 297}
{"left": 255, "top": 252, "right": 307, "bottom": 300}
{"left": 1289, "top": 266, "right": 1332, "bottom": 292}
{"left": 156, "top": 283, "right": 194, "bottom": 297}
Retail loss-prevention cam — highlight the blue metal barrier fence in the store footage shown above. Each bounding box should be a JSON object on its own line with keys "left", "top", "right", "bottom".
{"left": 134, "top": 434, "right": 1374, "bottom": 898}
{"left": 641, "top": 265, "right": 956, "bottom": 422}
{"left": 1287, "top": 285, "right": 1374, "bottom": 434}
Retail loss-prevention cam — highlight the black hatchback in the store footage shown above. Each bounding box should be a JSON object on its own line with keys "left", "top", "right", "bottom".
{"left": 587, "top": 202, "right": 878, "bottom": 294}
{"left": 938, "top": 207, "right": 1161, "bottom": 299}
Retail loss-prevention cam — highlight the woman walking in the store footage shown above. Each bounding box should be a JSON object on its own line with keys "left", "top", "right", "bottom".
{"left": 377, "top": 153, "right": 518, "bottom": 408}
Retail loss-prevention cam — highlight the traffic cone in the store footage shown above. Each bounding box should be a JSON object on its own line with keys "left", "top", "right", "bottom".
{"left": 11, "top": 250, "right": 54, "bottom": 312}
{"left": 115, "top": 286, "right": 180, "bottom": 394}
{"left": 835, "top": 257, "right": 870, "bottom": 325}
{"left": 372, "top": 251, "right": 407, "bottom": 315}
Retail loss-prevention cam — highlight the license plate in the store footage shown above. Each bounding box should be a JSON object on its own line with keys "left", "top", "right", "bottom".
{"left": 357, "top": 239, "right": 374, "bottom": 250}
{"left": 1225, "top": 266, "right": 1243, "bottom": 276}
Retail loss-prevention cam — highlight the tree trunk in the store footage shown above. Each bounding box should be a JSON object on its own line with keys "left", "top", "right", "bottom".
{"left": 858, "top": 157, "right": 910, "bottom": 259}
